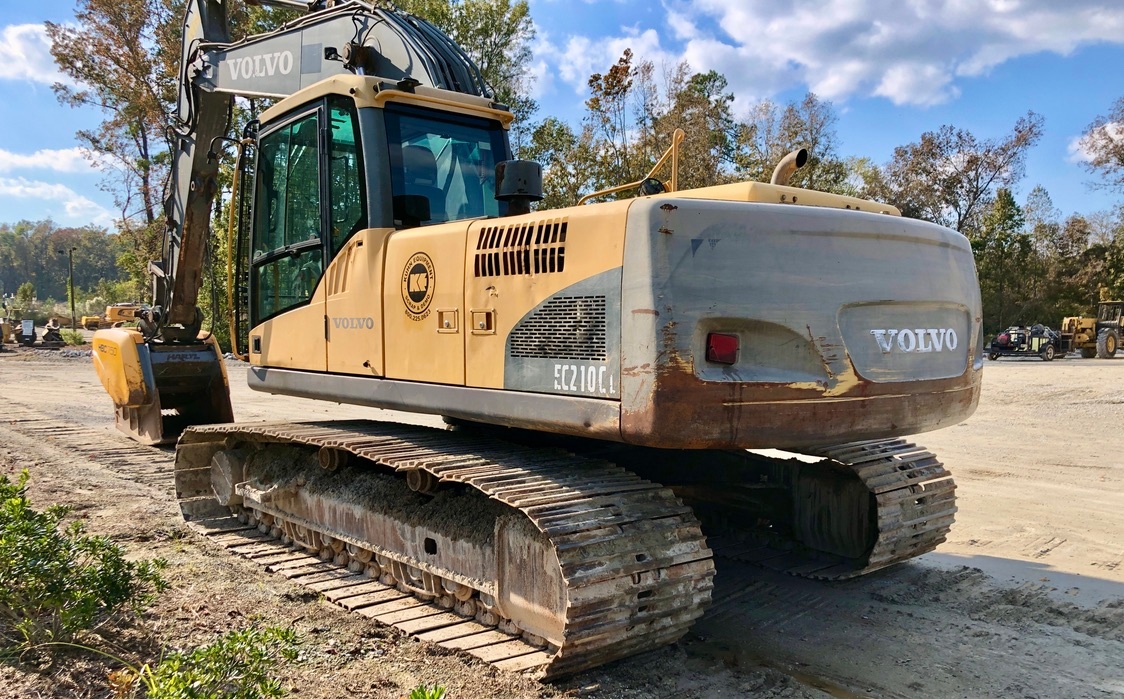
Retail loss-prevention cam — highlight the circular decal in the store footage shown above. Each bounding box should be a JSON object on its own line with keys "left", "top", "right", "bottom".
{"left": 401, "top": 252, "right": 435, "bottom": 321}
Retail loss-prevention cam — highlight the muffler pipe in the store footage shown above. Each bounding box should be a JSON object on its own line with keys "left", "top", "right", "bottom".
{"left": 770, "top": 148, "right": 809, "bottom": 186}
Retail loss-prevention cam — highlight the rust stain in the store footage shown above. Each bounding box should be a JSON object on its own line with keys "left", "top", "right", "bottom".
{"left": 631, "top": 309, "right": 660, "bottom": 316}
{"left": 620, "top": 362, "right": 652, "bottom": 378}
{"left": 621, "top": 356, "right": 981, "bottom": 450}
{"left": 658, "top": 227, "right": 673, "bottom": 235}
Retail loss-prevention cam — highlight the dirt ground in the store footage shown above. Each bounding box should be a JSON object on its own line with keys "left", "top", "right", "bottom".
{"left": 1, "top": 348, "right": 1122, "bottom": 698}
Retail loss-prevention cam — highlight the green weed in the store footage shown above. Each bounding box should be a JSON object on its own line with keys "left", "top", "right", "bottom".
{"left": 60, "top": 329, "right": 85, "bottom": 345}
{"left": 409, "top": 685, "right": 448, "bottom": 699}
{"left": 0, "top": 470, "right": 166, "bottom": 654}
{"left": 113, "top": 625, "right": 300, "bottom": 699}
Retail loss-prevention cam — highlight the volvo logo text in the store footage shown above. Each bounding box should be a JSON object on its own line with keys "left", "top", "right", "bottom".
{"left": 870, "top": 328, "right": 958, "bottom": 354}
{"left": 331, "top": 316, "right": 375, "bottom": 330}
{"left": 226, "top": 51, "right": 294, "bottom": 81}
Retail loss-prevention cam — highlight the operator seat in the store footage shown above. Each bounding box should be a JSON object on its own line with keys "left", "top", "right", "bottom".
{"left": 393, "top": 144, "right": 445, "bottom": 227}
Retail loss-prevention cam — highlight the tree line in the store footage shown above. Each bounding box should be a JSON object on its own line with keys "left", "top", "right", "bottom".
{"left": 0, "top": 220, "right": 130, "bottom": 304}
{"left": 6, "top": 0, "right": 1121, "bottom": 342}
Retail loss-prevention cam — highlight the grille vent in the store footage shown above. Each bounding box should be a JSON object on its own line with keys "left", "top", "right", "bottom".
{"left": 327, "top": 244, "right": 354, "bottom": 295}
{"left": 474, "top": 218, "right": 567, "bottom": 277}
{"left": 509, "top": 295, "right": 607, "bottom": 360}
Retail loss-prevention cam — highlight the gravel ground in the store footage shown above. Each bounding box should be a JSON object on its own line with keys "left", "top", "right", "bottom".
{"left": 1, "top": 348, "right": 1122, "bottom": 698}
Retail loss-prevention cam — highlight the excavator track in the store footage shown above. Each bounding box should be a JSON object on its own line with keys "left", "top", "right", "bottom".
{"left": 702, "top": 439, "right": 957, "bottom": 580}
{"left": 173, "top": 420, "right": 715, "bottom": 679}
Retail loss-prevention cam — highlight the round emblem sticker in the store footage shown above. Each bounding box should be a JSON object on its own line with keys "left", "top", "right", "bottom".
{"left": 401, "top": 252, "right": 435, "bottom": 321}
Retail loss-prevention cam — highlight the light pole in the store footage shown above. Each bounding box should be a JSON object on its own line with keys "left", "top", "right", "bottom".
{"left": 57, "top": 247, "right": 76, "bottom": 330}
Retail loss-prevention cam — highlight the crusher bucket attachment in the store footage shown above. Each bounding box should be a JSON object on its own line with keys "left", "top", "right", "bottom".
{"left": 92, "top": 327, "right": 234, "bottom": 445}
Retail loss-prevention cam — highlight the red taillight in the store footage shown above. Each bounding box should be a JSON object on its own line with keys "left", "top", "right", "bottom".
{"left": 706, "top": 332, "right": 739, "bottom": 364}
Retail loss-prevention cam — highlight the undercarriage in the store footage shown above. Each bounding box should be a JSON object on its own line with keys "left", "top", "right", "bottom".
{"left": 174, "top": 420, "right": 955, "bottom": 678}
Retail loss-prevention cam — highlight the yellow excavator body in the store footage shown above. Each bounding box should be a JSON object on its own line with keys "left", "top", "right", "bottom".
{"left": 89, "top": 0, "right": 985, "bottom": 678}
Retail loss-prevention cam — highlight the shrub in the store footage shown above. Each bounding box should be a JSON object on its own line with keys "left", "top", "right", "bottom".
{"left": 409, "top": 685, "right": 447, "bottom": 699}
{"left": 113, "top": 626, "right": 299, "bottom": 699}
{"left": 61, "top": 329, "right": 85, "bottom": 346}
{"left": 0, "top": 471, "right": 166, "bottom": 653}
{"left": 15, "top": 282, "right": 34, "bottom": 305}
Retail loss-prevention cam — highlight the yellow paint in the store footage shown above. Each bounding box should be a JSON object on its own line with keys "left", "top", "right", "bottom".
{"left": 383, "top": 225, "right": 467, "bottom": 385}
{"left": 91, "top": 328, "right": 149, "bottom": 407}
{"left": 371, "top": 89, "right": 514, "bottom": 127}
{"left": 326, "top": 228, "right": 394, "bottom": 376}
{"left": 260, "top": 75, "right": 511, "bottom": 128}
{"left": 464, "top": 201, "right": 630, "bottom": 388}
{"left": 667, "top": 182, "right": 901, "bottom": 216}
{"left": 250, "top": 285, "right": 327, "bottom": 370}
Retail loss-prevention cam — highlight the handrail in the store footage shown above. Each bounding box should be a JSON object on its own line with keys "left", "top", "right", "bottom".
{"left": 577, "top": 129, "right": 685, "bottom": 205}
{"left": 226, "top": 138, "right": 253, "bottom": 361}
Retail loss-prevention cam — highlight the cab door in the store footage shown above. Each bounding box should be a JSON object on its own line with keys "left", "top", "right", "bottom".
{"left": 247, "top": 105, "right": 328, "bottom": 371}
{"left": 382, "top": 225, "right": 466, "bottom": 385}
{"left": 322, "top": 97, "right": 387, "bottom": 376}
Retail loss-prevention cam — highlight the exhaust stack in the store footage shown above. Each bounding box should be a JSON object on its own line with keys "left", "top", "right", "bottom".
{"left": 770, "top": 148, "right": 809, "bottom": 186}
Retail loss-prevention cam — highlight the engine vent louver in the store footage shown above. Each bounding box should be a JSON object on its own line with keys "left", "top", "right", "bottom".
{"left": 474, "top": 218, "right": 567, "bottom": 277}
{"left": 509, "top": 295, "right": 607, "bottom": 361}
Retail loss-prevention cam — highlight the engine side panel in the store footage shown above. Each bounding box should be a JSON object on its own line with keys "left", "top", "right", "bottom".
{"left": 502, "top": 268, "right": 622, "bottom": 399}
{"left": 464, "top": 202, "right": 628, "bottom": 390}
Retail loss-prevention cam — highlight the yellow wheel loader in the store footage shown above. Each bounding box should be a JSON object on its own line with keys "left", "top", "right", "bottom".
{"left": 1059, "top": 300, "right": 1123, "bottom": 358}
{"left": 92, "top": 0, "right": 983, "bottom": 678}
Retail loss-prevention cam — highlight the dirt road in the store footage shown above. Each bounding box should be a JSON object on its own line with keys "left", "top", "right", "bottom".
{"left": 2, "top": 351, "right": 1122, "bottom": 698}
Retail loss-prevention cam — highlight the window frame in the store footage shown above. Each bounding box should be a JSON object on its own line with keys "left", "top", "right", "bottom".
{"left": 326, "top": 95, "right": 368, "bottom": 254}
{"left": 249, "top": 102, "right": 330, "bottom": 327}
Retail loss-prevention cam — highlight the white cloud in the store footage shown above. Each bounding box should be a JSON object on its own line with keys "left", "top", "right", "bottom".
{"left": 0, "top": 147, "right": 99, "bottom": 174}
{"left": 0, "top": 176, "right": 115, "bottom": 226}
{"left": 0, "top": 24, "right": 65, "bottom": 85}
{"left": 873, "top": 63, "right": 960, "bottom": 108}
{"left": 535, "top": 25, "right": 676, "bottom": 96}
{"left": 532, "top": 0, "right": 1124, "bottom": 108}
{"left": 1068, "top": 121, "right": 1123, "bottom": 163}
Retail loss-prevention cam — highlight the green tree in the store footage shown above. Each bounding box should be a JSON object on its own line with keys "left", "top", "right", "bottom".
{"left": 16, "top": 282, "right": 35, "bottom": 306}
{"left": 398, "top": 0, "right": 538, "bottom": 149}
{"left": 0, "top": 220, "right": 128, "bottom": 303}
{"left": 972, "top": 189, "right": 1033, "bottom": 332}
{"left": 641, "top": 64, "right": 738, "bottom": 190}
{"left": 872, "top": 112, "right": 1044, "bottom": 235}
{"left": 585, "top": 49, "right": 642, "bottom": 192}
{"left": 732, "top": 92, "right": 849, "bottom": 192}
{"left": 523, "top": 117, "right": 598, "bottom": 209}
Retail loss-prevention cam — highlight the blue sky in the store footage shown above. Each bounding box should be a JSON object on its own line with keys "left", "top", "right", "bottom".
{"left": 1, "top": 0, "right": 1122, "bottom": 230}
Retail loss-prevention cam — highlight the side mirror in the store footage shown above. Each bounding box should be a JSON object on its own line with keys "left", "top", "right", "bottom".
{"left": 495, "top": 160, "right": 543, "bottom": 216}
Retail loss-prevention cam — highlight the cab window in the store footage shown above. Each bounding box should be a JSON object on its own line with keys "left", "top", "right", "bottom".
{"left": 327, "top": 97, "right": 366, "bottom": 252}
{"left": 384, "top": 104, "right": 507, "bottom": 228}
{"left": 251, "top": 109, "right": 324, "bottom": 324}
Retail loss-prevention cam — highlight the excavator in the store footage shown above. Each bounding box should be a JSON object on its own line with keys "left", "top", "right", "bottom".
{"left": 91, "top": 0, "right": 983, "bottom": 678}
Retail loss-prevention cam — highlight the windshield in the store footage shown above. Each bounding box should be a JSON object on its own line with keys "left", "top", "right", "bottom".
{"left": 384, "top": 104, "right": 508, "bottom": 228}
